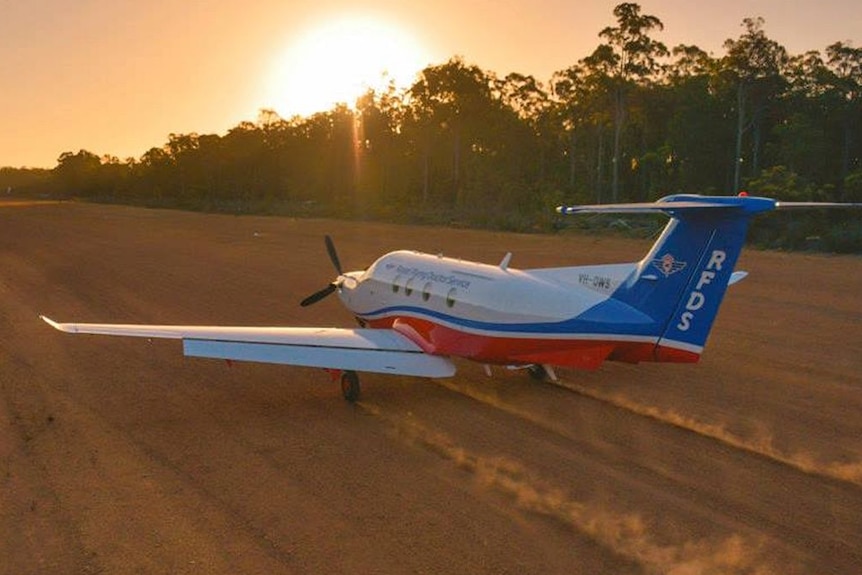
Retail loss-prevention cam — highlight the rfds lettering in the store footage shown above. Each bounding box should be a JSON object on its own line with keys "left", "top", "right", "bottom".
{"left": 676, "top": 250, "right": 727, "bottom": 332}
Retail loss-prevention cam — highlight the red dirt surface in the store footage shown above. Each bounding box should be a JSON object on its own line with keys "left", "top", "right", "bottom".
{"left": 2, "top": 201, "right": 861, "bottom": 574}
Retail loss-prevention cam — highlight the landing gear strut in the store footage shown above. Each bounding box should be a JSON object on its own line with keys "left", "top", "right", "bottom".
{"left": 527, "top": 364, "right": 558, "bottom": 383}
{"left": 527, "top": 364, "right": 549, "bottom": 381}
{"left": 340, "top": 370, "right": 361, "bottom": 402}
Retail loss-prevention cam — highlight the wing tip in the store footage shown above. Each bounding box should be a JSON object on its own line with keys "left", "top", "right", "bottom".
{"left": 40, "top": 315, "right": 71, "bottom": 332}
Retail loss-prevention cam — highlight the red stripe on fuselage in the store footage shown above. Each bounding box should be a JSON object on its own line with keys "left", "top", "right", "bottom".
{"left": 363, "top": 315, "right": 700, "bottom": 369}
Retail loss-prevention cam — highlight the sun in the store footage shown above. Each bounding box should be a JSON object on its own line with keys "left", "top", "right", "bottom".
{"left": 265, "top": 16, "right": 430, "bottom": 118}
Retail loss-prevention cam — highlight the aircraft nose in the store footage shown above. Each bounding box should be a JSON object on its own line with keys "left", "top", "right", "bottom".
{"left": 336, "top": 271, "right": 363, "bottom": 303}
{"left": 339, "top": 271, "right": 362, "bottom": 290}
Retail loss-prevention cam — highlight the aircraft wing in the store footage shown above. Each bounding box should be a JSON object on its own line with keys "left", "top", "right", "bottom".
{"left": 40, "top": 316, "right": 455, "bottom": 378}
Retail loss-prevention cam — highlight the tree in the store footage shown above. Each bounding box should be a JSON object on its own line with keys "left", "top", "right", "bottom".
{"left": 592, "top": 2, "right": 668, "bottom": 201}
{"left": 354, "top": 85, "right": 410, "bottom": 211}
{"left": 824, "top": 42, "right": 862, "bottom": 193}
{"left": 53, "top": 150, "right": 102, "bottom": 197}
{"left": 405, "top": 57, "right": 498, "bottom": 208}
{"left": 720, "top": 17, "right": 788, "bottom": 191}
{"left": 662, "top": 45, "right": 731, "bottom": 192}
{"left": 551, "top": 61, "right": 614, "bottom": 201}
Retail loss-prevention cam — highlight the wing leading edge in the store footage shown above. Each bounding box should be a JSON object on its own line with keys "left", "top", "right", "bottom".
{"left": 40, "top": 316, "right": 455, "bottom": 378}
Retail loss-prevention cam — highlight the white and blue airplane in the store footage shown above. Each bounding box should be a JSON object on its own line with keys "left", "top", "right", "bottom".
{"left": 42, "top": 194, "right": 859, "bottom": 401}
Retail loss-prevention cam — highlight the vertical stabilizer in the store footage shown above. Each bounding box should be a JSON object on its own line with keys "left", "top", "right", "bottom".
{"left": 558, "top": 195, "right": 776, "bottom": 361}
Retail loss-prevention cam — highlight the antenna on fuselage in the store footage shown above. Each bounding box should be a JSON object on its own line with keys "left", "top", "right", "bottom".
{"left": 499, "top": 252, "right": 513, "bottom": 271}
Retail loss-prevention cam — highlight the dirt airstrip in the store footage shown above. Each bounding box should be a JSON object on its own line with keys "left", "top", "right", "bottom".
{"left": 1, "top": 200, "right": 861, "bottom": 574}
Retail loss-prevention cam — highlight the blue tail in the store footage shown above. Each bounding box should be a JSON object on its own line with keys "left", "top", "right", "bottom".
{"left": 559, "top": 194, "right": 778, "bottom": 360}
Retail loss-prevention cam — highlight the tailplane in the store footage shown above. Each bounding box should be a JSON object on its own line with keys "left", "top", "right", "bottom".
{"left": 557, "top": 194, "right": 860, "bottom": 362}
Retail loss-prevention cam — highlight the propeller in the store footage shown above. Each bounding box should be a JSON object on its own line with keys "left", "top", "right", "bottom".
{"left": 300, "top": 283, "right": 338, "bottom": 307}
{"left": 300, "top": 235, "right": 345, "bottom": 307}
{"left": 325, "top": 234, "right": 343, "bottom": 275}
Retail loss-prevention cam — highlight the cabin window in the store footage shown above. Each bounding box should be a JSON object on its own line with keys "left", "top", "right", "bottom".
{"left": 446, "top": 288, "right": 457, "bottom": 308}
{"left": 422, "top": 282, "right": 433, "bottom": 301}
{"left": 404, "top": 278, "right": 414, "bottom": 297}
{"left": 392, "top": 275, "right": 402, "bottom": 293}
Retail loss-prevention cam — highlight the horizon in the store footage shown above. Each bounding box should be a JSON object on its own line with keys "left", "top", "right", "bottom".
{"left": 2, "top": 0, "right": 859, "bottom": 169}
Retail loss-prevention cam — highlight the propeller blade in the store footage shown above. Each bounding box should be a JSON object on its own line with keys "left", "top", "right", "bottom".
{"left": 325, "top": 235, "right": 343, "bottom": 275}
{"left": 300, "top": 236, "right": 346, "bottom": 308}
{"left": 299, "top": 283, "right": 338, "bottom": 307}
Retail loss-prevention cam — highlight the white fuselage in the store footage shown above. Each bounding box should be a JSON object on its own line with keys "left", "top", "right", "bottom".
{"left": 333, "top": 250, "right": 658, "bottom": 368}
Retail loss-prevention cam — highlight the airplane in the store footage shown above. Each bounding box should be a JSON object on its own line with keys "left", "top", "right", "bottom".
{"left": 42, "top": 194, "right": 861, "bottom": 402}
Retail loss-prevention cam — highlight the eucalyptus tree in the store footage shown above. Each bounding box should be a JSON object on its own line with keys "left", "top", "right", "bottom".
{"left": 719, "top": 17, "right": 788, "bottom": 192}
{"left": 53, "top": 150, "right": 104, "bottom": 198}
{"left": 299, "top": 105, "right": 357, "bottom": 206}
{"left": 492, "top": 72, "right": 551, "bottom": 201}
{"left": 219, "top": 122, "right": 273, "bottom": 205}
{"left": 135, "top": 146, "right": 172, "bottom": 202}
{"left": 824, "top": 41, "right": 862, "bottom": 192}
{"left": 551, "top": 60, "right": 614, "bottom": 201}
{"left": 405, "top": 58, "right": 500, "bottom": 208}
{"left": 662, "top": 44, "right": 730, "bottom": 192}
{"left": 354, "top": 84, "right": 411, "bottom": 210}
{"left": 591, "top": 2, "right": 668, "bottom": 201}
{"left": 778, "top": 50, "right": 834, "bottom": 189}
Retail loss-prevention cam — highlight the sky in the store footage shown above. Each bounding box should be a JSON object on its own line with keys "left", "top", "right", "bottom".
{"left": 1, "top": 0, "right": 859, "bottom": 168}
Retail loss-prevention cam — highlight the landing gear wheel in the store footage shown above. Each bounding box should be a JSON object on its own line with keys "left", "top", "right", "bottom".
{"left": 340, "top": 370, "right": 361, "bottom": 402}
{"left": 527, "top": 364, "right": 548, "bottom": 382}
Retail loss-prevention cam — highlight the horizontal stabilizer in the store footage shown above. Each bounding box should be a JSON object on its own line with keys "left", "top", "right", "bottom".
{"left": 558, "top": 194, "right": 862, "bottom": 217}
{"left": 556, "top": 200, "right": 734, "bottom": 215}
{"left": 729, "top": 271, "right": 748, "bottom": 285}
{"left": 775, "top": 201, "right": 862, "bottom": 209}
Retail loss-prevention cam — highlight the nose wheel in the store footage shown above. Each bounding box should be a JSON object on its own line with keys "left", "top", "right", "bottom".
{"left": 340, "top": 370, "right": 361, "bottom": 402}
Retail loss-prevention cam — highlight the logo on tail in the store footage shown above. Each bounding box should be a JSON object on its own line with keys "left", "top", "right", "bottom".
{"left": 652, "top": 253, "right": 687, "bottom": 277}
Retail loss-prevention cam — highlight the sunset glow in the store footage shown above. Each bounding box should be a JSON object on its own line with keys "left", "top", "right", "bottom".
{"left": 1, "top": 1, "right": 859, "bottom": 168}
{"left": 264, "top": 16, "right": 431, "bottom": 118}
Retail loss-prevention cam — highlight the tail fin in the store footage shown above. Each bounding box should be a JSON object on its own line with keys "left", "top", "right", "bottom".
{"left": 558, "top": 194, "right": 859, "bottom": 362}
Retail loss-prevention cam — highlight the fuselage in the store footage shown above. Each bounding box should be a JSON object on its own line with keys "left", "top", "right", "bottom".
{"left": 334, "top": 250, "right": 685, "bottom": 369}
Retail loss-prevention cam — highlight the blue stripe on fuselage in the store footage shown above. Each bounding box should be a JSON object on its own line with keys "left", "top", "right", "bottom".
{"left": 357, "top": 297, "right": 657, "bottom": 337}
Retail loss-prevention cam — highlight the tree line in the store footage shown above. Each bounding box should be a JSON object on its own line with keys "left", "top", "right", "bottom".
{"left": 5, "top": 3, "right": 862, "bottom": 250}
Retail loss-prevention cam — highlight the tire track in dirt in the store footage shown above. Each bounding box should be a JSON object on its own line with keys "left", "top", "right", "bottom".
{"left": 550, "top": 377, "right": 862, "bottom": 488}
{"left": 411, "top": 372, "right": 862, "bottom": 570}
{"left": 356, "top": 398, "right": 793, "bottom": 575}
{"left": 438, "top": 370, "right": 862, "bottom": 491}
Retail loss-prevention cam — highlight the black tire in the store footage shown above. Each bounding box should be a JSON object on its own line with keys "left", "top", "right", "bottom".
{"left": 340, "top": 370, "right": 361, "bottom": 402}
{"left": 527, "top": 364, "right": 548, "bottom": 382}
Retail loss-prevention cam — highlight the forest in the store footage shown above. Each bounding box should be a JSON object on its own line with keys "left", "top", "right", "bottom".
{"left": 3, "top": 3, "right": 861, "bottom": 251}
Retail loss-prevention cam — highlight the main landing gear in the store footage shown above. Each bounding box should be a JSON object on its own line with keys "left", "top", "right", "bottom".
{"left": 527, "top": 364, "right": 558, "bottom": 383}
{"left": 340, "top": 370, "right": 361, "bottom": 403}
{"left": 324, "top": 369, "right": 362, "bottom": 402}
